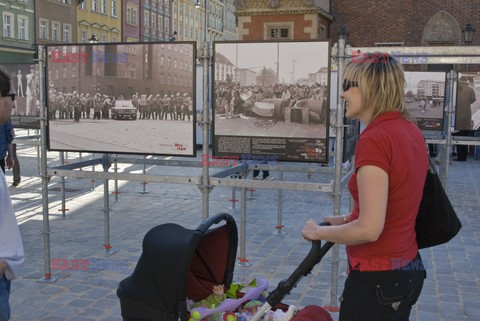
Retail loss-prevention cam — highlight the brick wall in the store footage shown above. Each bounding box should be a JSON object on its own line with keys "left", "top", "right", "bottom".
{"left": 330, "top": 0, "right": 480, "bottom": 46}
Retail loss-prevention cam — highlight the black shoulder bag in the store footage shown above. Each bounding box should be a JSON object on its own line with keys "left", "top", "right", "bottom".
{"left": 415, "top": 158, "right": 462, "bottom": 249}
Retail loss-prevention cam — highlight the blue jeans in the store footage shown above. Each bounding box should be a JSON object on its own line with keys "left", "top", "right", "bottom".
{"left": 0, "top": 275, "right": 11, "bottom": 321}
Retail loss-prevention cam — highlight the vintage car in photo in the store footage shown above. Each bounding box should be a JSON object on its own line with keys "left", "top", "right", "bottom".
{"left": 111, "top": 100, "right": 137, "bottom": 120}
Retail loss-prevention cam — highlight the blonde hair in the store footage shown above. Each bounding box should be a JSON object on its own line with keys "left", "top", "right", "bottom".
{"left": 343, "top": 52, "right": 414, "bottom": 122}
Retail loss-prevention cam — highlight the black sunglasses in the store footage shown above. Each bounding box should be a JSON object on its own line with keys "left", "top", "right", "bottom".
{"left": 3, "top": 93, "right": 16, "bottom": 102}
{"left": 343, "top": 80, "right": 358, "bottom": 92}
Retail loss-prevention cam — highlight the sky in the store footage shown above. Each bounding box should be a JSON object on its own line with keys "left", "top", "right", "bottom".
{"left": 214, "top": 41, "right": 329, "bottom": 84}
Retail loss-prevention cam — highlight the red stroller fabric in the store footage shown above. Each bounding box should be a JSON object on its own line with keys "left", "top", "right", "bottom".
{"left": 291, "top": 305, "right": 333, "bottom": 321}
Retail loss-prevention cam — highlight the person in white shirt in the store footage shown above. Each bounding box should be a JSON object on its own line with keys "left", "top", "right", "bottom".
{"left": 0, "top": 67, "right": 25, "bottom": 321}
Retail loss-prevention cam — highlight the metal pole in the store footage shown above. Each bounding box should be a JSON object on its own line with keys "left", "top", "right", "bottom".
{"left": 237, "top": 170, "right": 251, "bottom": 266}
{"left": 59, "top": 152, "right": 67, "bottom": 218}
{"left": 102, "top": 154, "right": 114, "bottom": 255}
{"left": 91, "top": 153, "right": 96, "bottom": 190}
{"left": 274, "top": 169, "right": 285, "bottom": 235}
{"left": 442, "top": 70, "right": 456, "bottom": 189}
{"left": 140, "top": 155, "right": 149, "bottom": 194}
{"left": 201, "top": 0, "right": 210, "bottom": 220}
{"left": 38, "top": 45, "right": 57, "bottom": 283}
{"left": 230, "top": 186, "right": 237, "bottom": 212}
{"left": 330, "top": 37, "right": 347, "bottom": 308}
{"left": 113, "top": 154, "right": 119, "bottom": 201}
{"left": 36, "top": 129, "right": 40, "bottom": 175}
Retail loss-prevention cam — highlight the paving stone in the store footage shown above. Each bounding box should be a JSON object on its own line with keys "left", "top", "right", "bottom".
{"left": 7, "top": 145, "right": 480, "bottom": 321}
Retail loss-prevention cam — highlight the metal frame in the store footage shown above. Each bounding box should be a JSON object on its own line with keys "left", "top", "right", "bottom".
{"left": 34, "top": 44, "right": 480, "bottom": 311}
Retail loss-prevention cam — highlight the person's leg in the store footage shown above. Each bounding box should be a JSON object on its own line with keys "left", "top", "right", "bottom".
{"left": 12, "top": 144, "right": 20, "bottom": 186}
{"left": 0, "top": 275, "right": 11, "bottom": 321}
{"left": 0, "top": 160, "right": 5, "bottom": 174}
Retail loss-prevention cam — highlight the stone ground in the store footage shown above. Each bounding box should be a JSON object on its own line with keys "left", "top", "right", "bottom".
{"left": 4, "top": 131, "right": 480, "bottom": 321}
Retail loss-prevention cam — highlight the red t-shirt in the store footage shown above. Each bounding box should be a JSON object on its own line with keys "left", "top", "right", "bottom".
{"left": 347, "top": 111, "right": 428, "bottom": 271}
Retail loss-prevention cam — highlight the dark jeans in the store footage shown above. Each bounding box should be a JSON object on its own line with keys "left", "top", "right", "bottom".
{"left": 0, "top": 275, "right": 11, "bottom": 321}
{"left": 339, "top": 253, "right": 425, "bottom": 321}
{"left": 0, "top": 159, "right": 4, "bottom": 173}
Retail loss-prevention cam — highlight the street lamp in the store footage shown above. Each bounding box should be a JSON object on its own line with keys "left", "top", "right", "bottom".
{"left": 195, "top": 0, "right": 200, "bottom": 9}
{"left": 463, "top": 23, "right": 476, "bottom": 45}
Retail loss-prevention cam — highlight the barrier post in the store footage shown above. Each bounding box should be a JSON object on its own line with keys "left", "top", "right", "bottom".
{"left": 58, "top": 152, "right": 68, "bottom": 218}
{"left": 37, "top": 45, "right": 58, "bottom": 283}
{"left": 237, "top": 169, "right": 252, "bottom": 267}
{"left": 102, "top": 154, "right": 115, "bottom": 256}
{"left": 274, "top": 169, "right": 285, "bottom": 235}
{"left": 140, "top": 155, "right": 149, "bottom": 194}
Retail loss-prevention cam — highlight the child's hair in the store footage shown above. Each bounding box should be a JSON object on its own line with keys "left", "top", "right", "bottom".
{"left": 343, "top": 52, "right": 414, "bottom": 122}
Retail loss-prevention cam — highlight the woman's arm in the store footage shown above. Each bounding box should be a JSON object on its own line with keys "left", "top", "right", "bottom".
{"left": 302, "top": 165, "right": 388, "bottom": 245}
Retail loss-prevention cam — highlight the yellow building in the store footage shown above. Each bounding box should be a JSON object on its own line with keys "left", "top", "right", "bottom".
{"left": 77, "top": 0, "right": 122, "bottom": 43}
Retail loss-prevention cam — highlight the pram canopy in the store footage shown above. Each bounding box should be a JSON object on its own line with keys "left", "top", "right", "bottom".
{"left": 118, "top": 213, "right": 238, "bottom": 321}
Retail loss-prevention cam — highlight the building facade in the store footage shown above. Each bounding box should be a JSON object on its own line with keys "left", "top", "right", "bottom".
{"left": 170, "top": 0, "right": 237, "bottom": 43}
{"left": 122, "top": 0, "right": 140, "bottom": 41}
{"left": 234, "top": 0, "right": 331, "bottom": 40}
{"left": 140, "top": 0, "right": 171, "bottom": 42}
{"left": 0, "top": 0, "right": 35, "bottom": 62}
{"left": 47, "top": 43, "right": 194, "bottom": 97}
{"left": 214, "top": 52, "right": 234, "bottom": 82}
{"left": 77, "top": 0, "right": 121, "bottom": 43}
{"left": 330, "top": 1, "right": 480, "bottom": 47}
{"left": 35, "top": 0, "right": 77, "bottom": 45}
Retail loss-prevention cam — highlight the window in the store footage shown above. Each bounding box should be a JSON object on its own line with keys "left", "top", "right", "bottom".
{"left": 112, "top": 36, "right": 117, "bottom": 42}
{"left": 39, "top": 19, "right": 48, "bottom": 39}
{"left": 160, "top": 55, "right": 164, "bottom": 65}
{"left": 52, "top": 21, "right": 60, "bottom": 41}
{"left": 18, "top": 15, "right": 28, "bottom": 41}
{"left": 151, "top": 13, "right": 156, "bottom": 30}
{"left": 63, "top": 24, "right": 71, "bottom": 42}
{"left": 92, "top": 0, "right": 98, "bottom": 11}
{"left": 158, "top": 15, "right": 163, "bottom": 31}
{"left": 126, "top": 6, "right": 138, "bottom": 25}
{"left": 63, "top": 0, "right": 71, "bottom": 4}
{"left": 102, "top": 34, "right": 107, "bottom": 42}
{"left": 165, "top": 17, "right": 169, "bottom": 33}
{"left": 101, "top": 0, "right": 107, "bottom": 14}
{"left": 80, "top": 0, "right": 86, "bottom": 9}
{"left": 81, "top": 30, "right": 87, "bottom": 43}
{"left": 2, "top": 12, "right": 14, "bottom": 38}
{"left": 144, "top": 12, "right": 149, "bottom": 28}
{"left": 111, "top": 0, "right": 117, "bottom": 17}
{"left": 268, "top": 27, "right": 290, "bottom": 39}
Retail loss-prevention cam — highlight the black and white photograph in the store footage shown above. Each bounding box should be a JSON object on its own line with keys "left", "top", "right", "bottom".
{"left": 455, "top": 72, "right": 480, "bottom": 131}
{"left": 0, "top": 63, "right": 41, "bottom": 129}
{"left": 46, "top": 42, "right": 196, "bottom": 156}
{"left": 404, "top": 71, "right": 447, "bottom": 131}
{"left": 213, "top": 41, "right": 330, "bottom": 163}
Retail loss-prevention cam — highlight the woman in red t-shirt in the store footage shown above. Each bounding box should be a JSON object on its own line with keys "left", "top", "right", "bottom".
{"left": 302, "top": 53, "right": 428, "bottom": 321}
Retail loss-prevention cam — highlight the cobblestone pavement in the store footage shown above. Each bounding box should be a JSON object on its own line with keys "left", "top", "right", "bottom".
{"left": 4, "top": 137, "right": 480, "bottom": 321}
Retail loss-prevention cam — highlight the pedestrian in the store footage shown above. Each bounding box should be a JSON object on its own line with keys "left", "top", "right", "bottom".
{"left": 0, "top": 66, "right": 25, "bottom": 321}
{"left": 453, "top": 76, "right": 476, "bottom": 161}
{"left": 10, "top": 128, "right": 20, "bottom": 187}
{"left": 302, "top": 53, "right": 427, "bottom": 321}
{"left": 0, "top": 119, "right": 13, "bottom": 174}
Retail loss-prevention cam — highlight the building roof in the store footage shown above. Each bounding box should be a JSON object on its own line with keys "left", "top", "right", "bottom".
{"left": 215, "top": 53, "right": 234, "bottom": 66}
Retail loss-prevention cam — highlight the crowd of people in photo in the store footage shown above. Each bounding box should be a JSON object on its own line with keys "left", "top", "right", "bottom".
{"left": 215, "top": 82, "right": 328, "bottom": 121}
{"left": 47, "top": 90, "right": 194, "bottom": 122}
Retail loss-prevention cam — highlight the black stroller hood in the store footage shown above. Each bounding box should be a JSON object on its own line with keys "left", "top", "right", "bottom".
{"left": 118, "top": 213, "right": 238, "bottom": 321}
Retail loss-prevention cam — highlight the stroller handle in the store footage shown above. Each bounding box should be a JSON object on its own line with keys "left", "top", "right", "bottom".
{"left": 265, "top": 221, "right": 334, "bottom": 308}
{"left": 195, "top": 213, "right": 237, "bottom": 235}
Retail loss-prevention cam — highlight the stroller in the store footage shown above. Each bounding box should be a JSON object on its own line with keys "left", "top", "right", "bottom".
{"left": 117, "top": 213, "right": 334, "bottom": 321}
